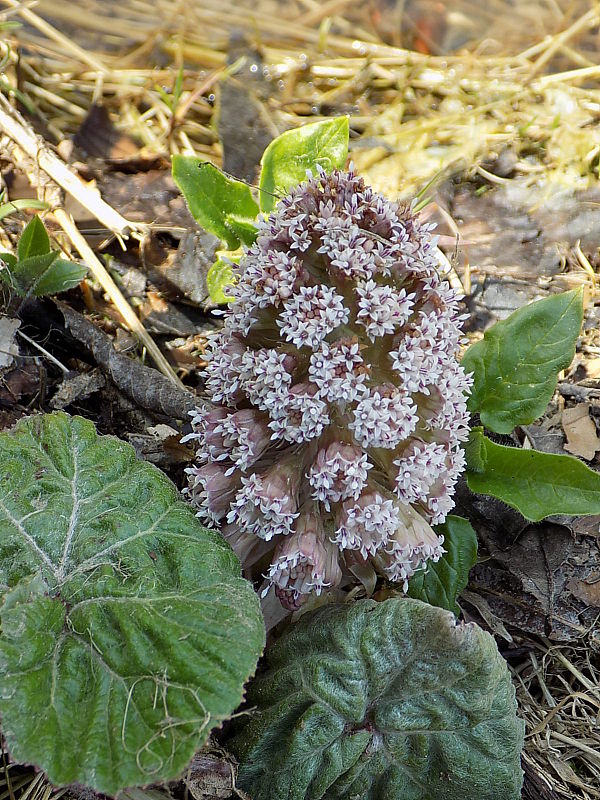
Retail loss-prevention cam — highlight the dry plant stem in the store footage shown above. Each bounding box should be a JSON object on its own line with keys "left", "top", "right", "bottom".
{"left": 53, "top": 209, "right": 186, "bottom": 390}
{"left": 0, "top": 94, "right": 135, "bottom": 239}
{"left": 0, "top": 0, "right": 107, "bottom": 73}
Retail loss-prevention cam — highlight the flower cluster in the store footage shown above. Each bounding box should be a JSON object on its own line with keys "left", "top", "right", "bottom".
{"left": 184, "top": 167, "right": 471, "bottom": 610}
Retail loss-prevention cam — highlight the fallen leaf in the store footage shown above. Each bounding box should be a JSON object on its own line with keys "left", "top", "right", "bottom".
{"left": 583, "top": 357, "right": 600, "bottom": 379}
{"left": 0, "top": 316, "right": 20, "bottom": 368}
{"left": 561, "top": 403, "right": 600, "bottom": 460}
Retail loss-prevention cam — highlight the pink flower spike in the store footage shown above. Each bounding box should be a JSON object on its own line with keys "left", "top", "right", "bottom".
{"left": 277, "top": 284, "right": 349, "bottom": 349}
{"left": 214, "top": 408, "right": 272, "bottom": 473}
{"left": 356, "top": 280, "right": 415, "bottom": 340}
{"left": 379, "top": 502, "right": 445, "bottom": 590}
{"left": 268, "top": 382, "right": 329, "bottom": 443}
{"left": 183, "top": 462, "right": 241, "bottom": 525}
{"left": 308, "top": 339, "right": 367, "bottom": 404}
{"left": 227, "top": 464, "right": 300, "bottom": 541}
{"left": 333, "top": 491, "right": 399, "bottom": 558}
{"left": 350, "top": 386, "right": 418, "bottom": 449}
{"left": 308, "top": 442, "right": 371, "bottom": 510}
{"left": 264, "top": 510, "right": 343, "bottom": 610}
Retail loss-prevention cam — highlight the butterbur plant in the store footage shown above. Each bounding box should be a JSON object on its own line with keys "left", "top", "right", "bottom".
{"left": 175, "top": 123, "right": 472, "bottom": 611}
{"left": 172, "top": 117, "right": 600, "bottom": 800}
{"left": 174, "top": 118, "right": 600, "bottom": 612}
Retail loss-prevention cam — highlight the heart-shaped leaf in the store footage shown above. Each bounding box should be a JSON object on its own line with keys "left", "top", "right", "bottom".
{"left": 0, "top": 413, "right": 264, "bottom": 794}
{"left": 462, "top": 289, "right": 583, "bottom": 434}
{"left": 465, "top": 427, "right": 600, "bottom": 521}
{"left": 232, "top": 598, "right": 524, "bottom": 800}
{"left": 172, "top": 157, "right": 259, "bottom": 250}
{"left": 407, "top": 515, "right": 477, "bottom": 614}
{"left": 259, "top": 117, "right": 349, "bottom": 213}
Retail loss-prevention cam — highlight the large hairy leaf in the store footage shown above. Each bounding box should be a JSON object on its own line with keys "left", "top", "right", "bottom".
{"left": 259, "top": 117, "right": 349, "bottom": 212}
{"left": 462, "top": 288, "right": 583, "bottom": 433}
{"left": 465, "top": 427, "right": 600, "bottom": 521}
{"left": 407, "top": 515, "right": 477, "bottom": 614}
{"left": 0, "top": 413, "right": 264, "bottom": 794}
{"left": 232, "top": 598, "right": 524, "bottom": 800}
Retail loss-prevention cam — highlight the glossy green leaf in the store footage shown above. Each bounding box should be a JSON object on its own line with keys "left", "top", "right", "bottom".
{"left": 232, "top": 598, "right": 524, "bottom": 800}
{"left": 206, "top": 258, "right": 236, "bottom": 304}
{"left": 17, "top": 215, "right": 50, "bottom": 260}
{"left": 0, "top": 412, "right": 264, "bottom": 794}
{"left": 465, "top": 427, "right": 600, "bottom": 521}
{"left": 407, "top": 515, "right": 478, "bottom": 614}
{"left": 172, "top": 157, "right": 259, "bottom": 249}
{"left": 259, "top": 117, "right": 349, "bottom": 213}
{"left": 462, "top": 288, "right": 583, "bottom": 433}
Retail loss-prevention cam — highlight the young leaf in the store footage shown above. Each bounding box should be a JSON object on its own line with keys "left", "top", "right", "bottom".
{"left": 0, "top": 251, "right": 17, "bottom": 273}
{"left": 465, "top": 427, "right": 600, "bottom": 521}
{"left": 0, "top": 412, "right": 265, "bottom": 794}
{"left": 461, "top": 288, "right": 583, "bottom": 433}
{"left": 407, "top": 515, "right": 477, "bottom": 614}
{"left": 31, "top": 257, "right": 87, "bottom": 296}
{"left": 232, "top": 598, "right": 524, "bottom": 800}
{"left": 259, "top": 117, "right": 349, "bottom": 213}
{"left": 172, "top": 157, "right": 259, "bottom": 250}
{"left": 206, "top": 258, "right": 235, "bottom": 304}
{"left": 0, "top": 199, "right": 49, "bottom": 222}
{"left": 224, "top": 214, "right": 258, "bottom": 247}
{"left": 11, "top": 251, "right": 59, "bottom": 295}
{"left": 17, "top": 215, "right": 51, "bottom": 260}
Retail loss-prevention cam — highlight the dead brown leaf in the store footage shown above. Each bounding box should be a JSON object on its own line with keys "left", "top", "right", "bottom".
{"left": 561, "top": 403, "right": 600, "bottom": 461}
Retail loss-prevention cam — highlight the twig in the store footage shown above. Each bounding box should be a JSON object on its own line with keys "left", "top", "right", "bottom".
{"left": 16, "top": 328, "right": 69, "bottom": 374}
{"left": 0, "top": 93, "right": 136, "bottom": 239}
{"left": 53, "top": 209, "right": 186, "bottom": 389}
{"left": 0, "top": 0, "right": 108, "bottom": 73}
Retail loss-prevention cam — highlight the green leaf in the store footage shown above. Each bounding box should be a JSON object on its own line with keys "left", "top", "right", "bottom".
{"left": 11, "top": 251, "right": 59, "bottom": 295}
{"left": 0, "top": 412, "right": 264, "bottom": 794}
{"left": 462, "top": 288, "right": 583, "bottom": 433}
{"left": 0, "top": 252, "right": 17, "bottom": 270}
{"left": 465, "top": 427, "right": 600, "bottom": 521}
{"left": 31, "top": 257, "right": 87, "bottom": 296}
{"left": 224, "top": 214, "right": 258, "bottom": 247}
{"left": 0, "top": 251, "right": 17, "bottom": 286}
{"left": 17, "top": 215, "right": 51, "bottom": 260}
{"left": 0, "top": 199, "right": 49, "bottom": 222}
{"left": 259, "top": 117, "right": 349, "bottom": 213}
{"left": 232, "top": 598, "right": 524, "bottom": 800}
{"left": 206, "top": 258, "right": 236, "bottom": 304}
{"left": 407, "top": 515, "right": 478, "bottom": 614}
{"left": 172, "top": 157, "right": 259, "bottom": 249}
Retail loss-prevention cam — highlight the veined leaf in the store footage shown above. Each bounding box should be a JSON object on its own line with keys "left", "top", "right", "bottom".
{"left": 31, "top": 257, "right": 87, "bottom": 296}
{"left": 0, "top": 413, "right": 264, "bottom": 794}
{"left": 407, "top": 515, "right": 477, "bottom": 614}
{"left": 232, "top": 599, "right": 524, "bottom": 800}
{"left": 172, "top": 157, "right": 259, "bottom": 250}
{"left": 259, "top": 117, "right": 349, "bottom": 213}
{"left": 462, "top": 289, "right": 583, "bottom": 433}
{"left": 465, "top": 427, "right": 600, "bottom": 521}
